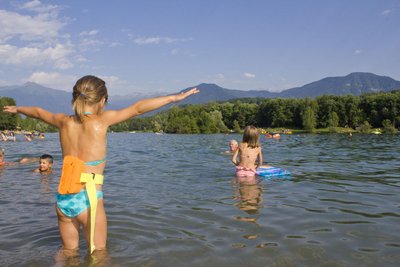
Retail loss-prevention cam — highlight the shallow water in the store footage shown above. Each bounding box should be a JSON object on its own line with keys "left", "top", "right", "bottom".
{"left": 0, "top": 133, "right": 399, "bottom": 267}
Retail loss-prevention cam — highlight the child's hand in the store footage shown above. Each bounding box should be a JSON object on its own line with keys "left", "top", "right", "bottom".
{"left": 3, "top": 106, "right": 17, "bottom": 114}
{"left": 173, "top": 88, "right": 199, "bottom": 102}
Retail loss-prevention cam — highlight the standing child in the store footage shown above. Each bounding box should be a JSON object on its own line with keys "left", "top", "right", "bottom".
{"left": 232, "top": 126, "right": 263, "bottom": 177}
{"left": 3, "top": 75, "right": 199, "bottom": 254}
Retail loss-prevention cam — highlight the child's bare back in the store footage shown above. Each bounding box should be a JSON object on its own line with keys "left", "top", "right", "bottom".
{"left": 232, "top": 126, "right": 263, "bottom": 175}
{"left": 237, "top": 143, "right": 262, "bottom": 170}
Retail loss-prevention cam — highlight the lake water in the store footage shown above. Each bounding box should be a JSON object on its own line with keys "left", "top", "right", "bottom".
{"left": 0, "top": 133, "right": 399, "bottom": 267}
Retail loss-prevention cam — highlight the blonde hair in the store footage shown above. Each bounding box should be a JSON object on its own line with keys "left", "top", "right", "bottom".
{"left": 242, "top": 125, "right": 260, "bottom": 148}
{"left": 72, "top": 75, "right": 108, "bottom": 122}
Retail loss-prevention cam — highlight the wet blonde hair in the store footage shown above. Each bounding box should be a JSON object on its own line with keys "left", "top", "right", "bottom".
{"left": 242, "top": 125, "right": 260, "bottom": 148}
{"left": 72, "top": 75, "right": 108, "bottom": 122}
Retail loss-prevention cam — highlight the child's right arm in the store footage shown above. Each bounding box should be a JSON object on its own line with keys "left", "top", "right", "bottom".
{"left": 3, "top": 106, "right": 65, "bottom": 128}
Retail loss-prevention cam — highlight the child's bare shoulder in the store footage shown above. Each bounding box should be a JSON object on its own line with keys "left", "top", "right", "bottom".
{"left": 239, "top": 142, "right": 247, "bottom": 147}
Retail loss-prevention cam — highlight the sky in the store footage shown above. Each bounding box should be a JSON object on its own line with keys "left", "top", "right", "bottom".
{"left": 0, "top": 0, "right": 399, "bottom": 95}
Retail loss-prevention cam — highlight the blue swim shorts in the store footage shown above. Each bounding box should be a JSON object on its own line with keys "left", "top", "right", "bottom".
{"left": 56, "top": 189, "right": 103, "bottom": 218}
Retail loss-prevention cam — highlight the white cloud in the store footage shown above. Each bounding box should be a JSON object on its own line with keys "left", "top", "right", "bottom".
{"left": 79, "top": 30, "right": 99, "bottom": 36}
{"left": 0, "top": 43, "right": 73, "bottom": 69}
{"left": 244, "top": 72, "right": 256, "bottom": 78}
{"left": 78, "top": 31, "right": 103, "bottom": 51}
{"left": 27, "top": 72, "right": 77, "bottom": 90}
{"left": 0, "top": 79, "right": 10, "bottom": 86}
{"left": 354, "top": 49, "right": 362, "bottom": 55}
{"left": 0, "top": 3, "right": 74, "bottom": 69}
{"left": 131, "top": 35, "right": 192, "bottom": 45}
{"left": 215, "top": 73, "right": 225, "bottom": 80}
{"left": 0, "top": 9, "right": 64, "bottom": 42}
{"left": 381, "top": 9, "right": 392, "bottom": 16}
{"left": 279, "top": 76, "right": 287, "bottom": 82}
{"left": 171, "top": 49, "right": 178, "bottom": 55}
{"left": 74, "top": 54, "right": 88, "bottom": 63}
{"left": 110, "top": 42, "right": 122, "bottom": 47}
{"left": 98, "top": 75, "right": 128, "bottom": 91}
{"left": 20, "top": 0, "right": 60, "bottom": 15}
{"left": 78, "top": 38, "right": 104, "bottom": 51}
{"left": 201, "top": 73, "right": 225, "bottom": 85}
{"left": 133, "top": 37, "right": 163, "bottom": 45}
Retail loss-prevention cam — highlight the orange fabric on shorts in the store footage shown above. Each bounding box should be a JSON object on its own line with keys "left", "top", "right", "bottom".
{"left": 58, "top": 156, "right": 85, "bottom": 194}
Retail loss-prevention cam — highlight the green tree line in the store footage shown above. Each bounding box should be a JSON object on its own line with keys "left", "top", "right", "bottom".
{"left": 0, "top": 97, "right": 57, "bottom": 132}
{"left": 2, "top": 90, "right": 400, "bottom": 133}
{"left": 111, "top": 90, "right": 400, "bottom": 134}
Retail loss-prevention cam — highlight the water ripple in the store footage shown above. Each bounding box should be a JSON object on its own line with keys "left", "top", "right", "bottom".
{"left": 0, "top": 133, "right": 399, "bottom": 267}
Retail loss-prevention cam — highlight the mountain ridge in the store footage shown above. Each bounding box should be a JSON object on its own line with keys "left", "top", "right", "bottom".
{"left": 279, "top": 72, "right": 400, "bottom": 98}
{"left": 1, "top": 72, "right": 399, "bottom": 113}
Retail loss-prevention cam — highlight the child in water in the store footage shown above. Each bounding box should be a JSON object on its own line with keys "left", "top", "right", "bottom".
{"left": 20, "top": 154, "right": 54, "bottom": 174}
{"left": 3, "top": 75, "right": 199, "bottom": 254}
{"left": 34, "top": 154, "right": 53, "bottom": 174}
{"left": 232, "top": 126, "right": 263, "bottom": 177}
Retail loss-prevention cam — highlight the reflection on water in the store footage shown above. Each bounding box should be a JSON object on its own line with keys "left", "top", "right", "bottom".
{"left": 54, "top": 248, "right": 110, "bottom": 267}
{"left": 40, "top": 174, "right": 51, "bottom": 194}
{"left": 233, "top": 177, "right": 263, "bottom": 223}
{"left": 0, "top": 133, "right": 399, "bottom": 266}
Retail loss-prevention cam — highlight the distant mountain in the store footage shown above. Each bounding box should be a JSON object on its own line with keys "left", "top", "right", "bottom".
{"left": 0, "top": 82, "right": 157, "bottom": 114}
{"left": 279, "top": 72, "right": 400, "bottom": 98}
{"left": 1, "top": 72, "right": 399, "bottom": 113}
{"left": 0, "top": 82, "right": 73, "bottom": 113}
{"left": 177, "top": 83, "right": 279, "bottom": 105}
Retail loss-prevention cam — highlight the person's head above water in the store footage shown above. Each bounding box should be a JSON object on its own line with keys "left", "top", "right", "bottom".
{"left": 229, "top": 139, "right": 239, "bottom": 152}
{"left": 38, "top": 154, "right": 53, "bottom": 173}
{"left": 72, "top": 75, "right": 109, "bottom": 122}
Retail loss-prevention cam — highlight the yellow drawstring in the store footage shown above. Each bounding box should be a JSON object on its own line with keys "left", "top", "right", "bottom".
{"left": 80, "top": 173, "right": 104, "bottom": 254}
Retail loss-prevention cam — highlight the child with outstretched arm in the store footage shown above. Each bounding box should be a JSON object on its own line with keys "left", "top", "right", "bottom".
{"left": 4, "top": 75, "right": 199, "bottom": 254}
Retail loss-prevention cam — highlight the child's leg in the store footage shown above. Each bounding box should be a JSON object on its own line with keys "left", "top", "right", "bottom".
{"left": 56, "top": 206, "right": 80, "bottom": 250}
{"left": 94, "top": 199, "right": 107, "bottom": 250}
{"left": 79, "top": 199, "right": 107, "bottom": 251}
